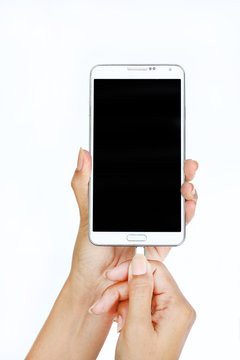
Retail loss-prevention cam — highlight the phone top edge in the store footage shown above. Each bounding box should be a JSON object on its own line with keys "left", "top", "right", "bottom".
{"left": 90, "top": 64, "right": 185, "bottom": 77}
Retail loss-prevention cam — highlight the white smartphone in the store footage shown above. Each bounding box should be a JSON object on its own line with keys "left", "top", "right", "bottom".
{"left": 89, "top": 64, "right": 185, "bottom": 247}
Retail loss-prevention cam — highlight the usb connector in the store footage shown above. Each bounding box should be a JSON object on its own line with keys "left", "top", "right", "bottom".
{"left": 135, "top": 246, "right": 145, "bottom": 256}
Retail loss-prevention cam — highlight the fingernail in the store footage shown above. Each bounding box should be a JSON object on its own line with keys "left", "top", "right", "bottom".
{"left": 191, "top": 186, "right": 196, "bottom": 196}
{"left": 77, "top": 147, "right": 84, "bottom": 171}
{"left": 88, "top": 298, "right": 101, "bottom": 314}
{"left": 117, "top": 315, "right": 123, "bottom": 333}
{"left": 103, "top": 269, "right": 108, "bottom": 279}
{"left": 103, "top": 268, "right": 113, "bottom": 279}
{"left": 131, "top": 254, "right": 147, "bottom": 276}
{"left": 104, "top": 261, "right": 129, "bottom": 280}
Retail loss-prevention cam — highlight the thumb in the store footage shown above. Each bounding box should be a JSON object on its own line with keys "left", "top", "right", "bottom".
{"left": 125, "top": 254, "right": 153, "bottom": 331}
{"left": 71, "top": 148, "right": 92, "bottom": 225}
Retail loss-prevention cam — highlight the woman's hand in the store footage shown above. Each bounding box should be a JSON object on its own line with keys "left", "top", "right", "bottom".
{"left": 94, "top": 254, "right": 196, "bottom": 360}
{"left": 70, "top": 149, "right": 198, "bottom": 311}
{"left": 69, "top": 148, "right": 134, "bottom": 313}
{"left": 116, "top": 255, "right": 196, "bottom": 360}
{"left": 69, "top": 149, "right": 198, "bottom": 317}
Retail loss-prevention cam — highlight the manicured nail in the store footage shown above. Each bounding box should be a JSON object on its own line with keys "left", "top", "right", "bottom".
{"left": 77, "top": 147, "right": 84, "bottom": 171}
{"left": 117, "top": 315, "right": 123, "bottom": 333}
{"left": 130, "top": 254, "right": 147, "bottom": 276}
{"left": 194, "top": 160, "right": 199, "bottom": 170}
{"left": 103, "top": 269, "right": 112, "bottom": 279}
{"left": 88, "top": 299, "right": 101, "bottom": 314}
{"left": 103, "top": 269, "right": 108, "bottom": 279}
{"left": 105, "top": 261, "right": 130, "bottom": 280}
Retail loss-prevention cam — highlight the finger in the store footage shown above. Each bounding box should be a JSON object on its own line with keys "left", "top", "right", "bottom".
{"left": 115, "top": 300, "right": 129, "bottom": 333}
{"left": 125, "top": 255, "right": 153, "bottom": 331}
{"left": 150, "top": 260, "right": 196, "bottom": 337}
{"left": 105, "top": 261, "right": 130, "bottom": 281}
{"left": 184, "top": 159, "right": 198, "bottom": 181}
{"left": 105, "top": 246, "right": 172, "bottom": 283}
{"left": 116, "top": 261, "right": 182, "bottom": 333}
{"left": 151, "top": 291, "right": 171, "bottom": 323}
{"left": 71, "top": 149, "right": 92, "bottom": 225}
{"left": 92, "top": 259, "right": 179, "bottom": 316}
{"left": 150, "top": 260, "right": 183, "bottom": 301}
{"left": 145, "top": 246, "right": 172, "bottom": 262}
{"left": 105, "top": 245, "right": 172, "bottom": 282}
{"left": 89, "top": 281, "right": 129, "bottom": 315}
{"left": 181, "top": 182, "right": 198, "bottom": 202}
{"left": 185, "top": 200, "right": 196, "bottom": 225}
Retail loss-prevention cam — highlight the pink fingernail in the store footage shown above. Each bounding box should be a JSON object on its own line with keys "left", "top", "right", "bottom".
{"left": 105, "top": 261, "right": 130, "bottom": 280}
{"left": 88, "top": 298, "right": 101, "bottom": 314}
{"left": 105, "top": 267, "right": 119, "bottom": 279}
{"left": 103, "top": 269, "right": 108, "bottom": 279}
{"left": 131, "top": 254, "right": 147, "bottom": 276}
{"left": 77, "top": 147, "right": 84, "bottom": 171}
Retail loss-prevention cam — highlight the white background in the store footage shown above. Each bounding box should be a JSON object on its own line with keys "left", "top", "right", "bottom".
{"left": 0, "top": 0, "right": 240, "bottom": 359}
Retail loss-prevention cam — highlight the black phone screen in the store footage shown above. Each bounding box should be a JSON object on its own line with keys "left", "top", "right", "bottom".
{"left": 93, "top": 79, "right": 181, "bottom": 232}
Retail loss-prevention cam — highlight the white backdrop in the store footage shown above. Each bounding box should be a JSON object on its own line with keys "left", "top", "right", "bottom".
{"left": 0, "top": 0, "right": 240, "bottom": 359}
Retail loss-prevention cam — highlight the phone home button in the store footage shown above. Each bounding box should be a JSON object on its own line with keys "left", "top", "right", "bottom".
{"left": 127, "top": 234, "right": 147, "bottom": 241}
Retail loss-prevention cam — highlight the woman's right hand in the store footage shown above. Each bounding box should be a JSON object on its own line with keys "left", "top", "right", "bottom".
{"left": 116, "top": 255, "right": 196, "bottom": 360}
{"left": 92, "top": 254, "right": 196, "bottom": 360}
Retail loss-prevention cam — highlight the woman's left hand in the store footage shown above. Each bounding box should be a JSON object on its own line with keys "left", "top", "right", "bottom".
{"left": 70, "top": 149, "right": 198, "bottom": 317}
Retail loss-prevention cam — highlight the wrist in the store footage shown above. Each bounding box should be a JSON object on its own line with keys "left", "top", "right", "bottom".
{"left": 66, "top": 269, "right": 110, "bottom": 313}
{"left": 26, "top": 275, "right": 114, "bottom": 360}
{"left": 63, "top": 274, "right": 115, "bottom": 359}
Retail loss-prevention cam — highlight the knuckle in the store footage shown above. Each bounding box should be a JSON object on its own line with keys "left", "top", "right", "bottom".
{"left": 71, "top": 170, "right": 83, "bottom": 190}
{"left": 156, "top": 260, "right": 167, "bottom": 272}
{"left": 179, "top": 300, "right": 197, "bottom": 324}
{"left": 71, "top": 173, "right": 77, "bottom": 189}
{"left": 104, "top": 287, "right": 113, "bottom": 298}
{"left": 153, "top": 260, "right": 170, "bottom": 277}
{"left": 188, "top": 305, "right": 197, "bottom": 323}
{"left": 105, "top": 286, "right": 119, "bottom": 301}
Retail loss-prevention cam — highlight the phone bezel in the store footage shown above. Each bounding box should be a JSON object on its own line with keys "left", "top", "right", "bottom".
{"left": 89, "top": 64, "right": 186, "bottom": 247}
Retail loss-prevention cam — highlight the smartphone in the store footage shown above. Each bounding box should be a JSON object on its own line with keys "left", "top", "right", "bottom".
{"left": 89, "top": 64, "right": 185, "bottom": 247}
